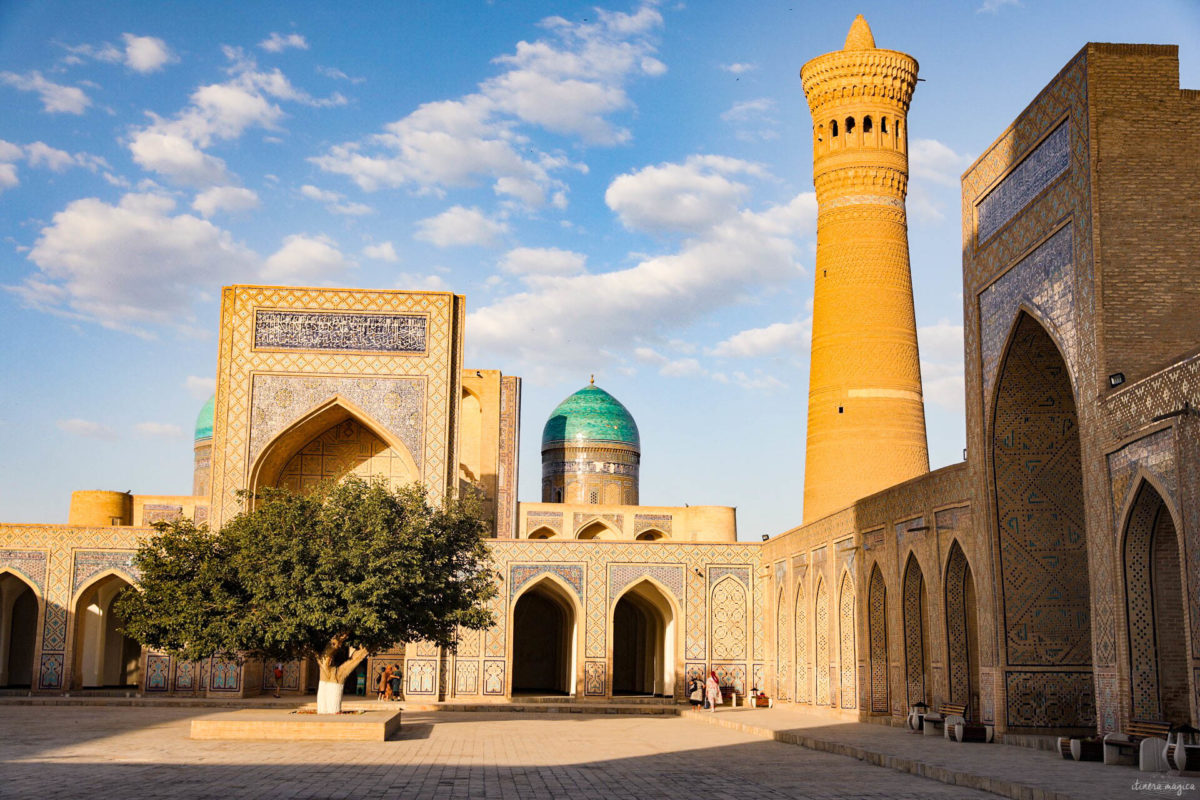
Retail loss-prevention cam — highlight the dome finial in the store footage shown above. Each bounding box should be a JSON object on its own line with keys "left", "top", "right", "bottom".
{"left": 590, "top": 373, "right": 595, "bottom": 385}
{"left": 843, "top": 14, "right": 875, "bottom": 50}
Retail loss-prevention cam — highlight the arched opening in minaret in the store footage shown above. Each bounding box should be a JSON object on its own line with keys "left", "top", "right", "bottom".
{"left": 511, "top": 577, "right": 578, "bottom": 696}
{"left": 72, "top": 573, "right": 142, "bottom": 689}
{"left": 830, "top": 119, "right": 838, "bottom": 137}
{"left": 944, "top": 541, "right": 980, "bottom": 719}
{"left": 991, "top": 313, "right": 1092, "bottom": 730}
{"left": 612, "top": 580, "right": 675, "bottom": 697}
{"left": 881, "top": 116, "right": 888, "bottom": 134}
{"left": 0, "top": 572, "right": 38, "bottom": 687}
{"left": 863, "top": 115, "right": 873, "bottom": 134}
{"left": 844, "top": 116, "right": 856, "bottom": 135}
{"left": 1122, "top": 480, "right": 1190, "bottom": 724}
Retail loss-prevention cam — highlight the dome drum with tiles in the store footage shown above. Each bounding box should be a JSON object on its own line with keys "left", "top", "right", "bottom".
{"left": 541, "top": 380, "right": 641, "bottom": 505}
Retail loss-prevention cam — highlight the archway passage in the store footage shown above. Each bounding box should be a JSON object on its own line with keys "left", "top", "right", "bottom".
{"left": 1123, "top": 481, "right": 1190, "bottom": 723}
{"left": 992, "top": 314, "right": 1092, "bottom": 728}
{"left": 944, "top": 542, "right": 981, "bottom": 718}
{"left": 511, "top": 579, "right": 576, "bottom": 695}
{"left": 902, "top": 555, "right": 930, "bottom": 706}
{"left": 1, "top": 573, "right": 38, "bottom": 687}
{"left": 73, "top": 574, "right": 142, "bottom": 689}
{"left": 612, "top": 581, "right": 675, "bottom": 696}
{"left": 576, "top": 520, "right": 615, "bottom": 540}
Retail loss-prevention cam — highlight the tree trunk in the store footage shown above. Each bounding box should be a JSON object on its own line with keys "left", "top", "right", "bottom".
{"left": 314, "top": 640, "right": 370, "bottom": 714}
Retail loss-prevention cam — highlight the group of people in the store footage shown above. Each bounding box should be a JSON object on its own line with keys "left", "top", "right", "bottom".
{"left": 377, "top": 664, "right": 403, "bottom": 701}
{"left": 688, "top": 671, "right": 724, "bottom": 712}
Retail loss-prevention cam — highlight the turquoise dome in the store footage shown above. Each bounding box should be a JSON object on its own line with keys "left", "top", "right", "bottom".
{"left": 194, "top": 395, "right": 214, "bottom": 441}
{"left": 542, "top": 383, "right": 640, "bottom": 449}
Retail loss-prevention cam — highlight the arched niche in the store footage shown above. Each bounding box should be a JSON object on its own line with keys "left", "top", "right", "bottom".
{"left": 635, "top": 529, "right": 666, "bottom": 542}
{"left": 902, "top": 554, "right": 930, "bottom": 706}
{"left": 867, "top": 564, "right": 889, "bottom": 713}
{"left": 248, "top": 397, "right": 419, "bottom": 500}
{"left": 527, "top": 526, "right": 556, "bottom": 540}
{"left": 1122, "top": 480, "right": 1190, "bottom": 724}
{"left": 775, "top": 586, "right": 790, "bottom": 702}
{"left": 991, "top": 312, "right": 1092, "bottom": 728}
{"left": 510, "top": 575, "right": 580, "bottom": 696}
{"left": 576, "top": 519, "right": 618, "bottom": 540}
{"left": 0, "top": 571, "right": 39, "bottom": 687}
{"left": 611, "top": 579, "right": 678, "bottom": 697}
{"left": 815, "top": 578, "right": 830, "bottom": 706}
{"left": 944, "top": 540, "right": 981, "bottom": 718}
{"left": 71, "top": 572, "right": 142, "bottom": 689}
{"left": 837, "top": 571, "right": 856, "bottom": 709}
{"left": 795, "top": 579, "right": 809, "bottom": 703}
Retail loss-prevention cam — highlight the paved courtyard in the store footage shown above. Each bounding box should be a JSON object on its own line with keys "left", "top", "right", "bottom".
{"left": 0, "top": 705, "right": 999, "bottom": 799}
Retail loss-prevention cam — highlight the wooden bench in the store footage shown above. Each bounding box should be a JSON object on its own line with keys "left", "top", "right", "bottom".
{"left": 921, "top": 703, "right": 967, "bottom": 737}
{"left": 1102, "top": 720, "right": 1171, "bottom": 767}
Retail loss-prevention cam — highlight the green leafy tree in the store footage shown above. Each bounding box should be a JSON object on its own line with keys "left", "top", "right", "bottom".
{"left": 116, "top": 476, "right": 496, "bottom": 712}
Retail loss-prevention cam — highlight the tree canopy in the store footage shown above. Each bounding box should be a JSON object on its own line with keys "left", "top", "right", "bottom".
{"left": 116, "top": 477, "right": 496, "bottom": 694}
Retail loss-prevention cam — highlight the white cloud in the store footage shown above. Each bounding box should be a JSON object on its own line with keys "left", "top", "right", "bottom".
{"left": 262, "top": 234, "right": 353, "bottom": 282}
{"left": 135, "top": 421, "right": 183, "bottom": 437}
{"left": 720, "top": 62, "right": 756, "bottom": 74}
{"left": 362, "top": 241, "right": 399, "bottom": 262}
{"left": 0, "top": 140, "right": 22, "bottom": 162}
{"left": 720, "top": 98, "right": 776, "bottom": 123}
{"left": 605, "top": 155, "right": 764, "bottom": 234}
{"left": 300, "top": 184, "right": 373, "bottom": 215}
{"left": 260, "top": 32, "right": 309, "bottom": 52}
{"left": 0, "top": 163, "right": 17, "bottom": 193}
{"left": 711, "top": 319, "right": 810, "bottom": 358}
{"left": 0, "top": 71, "right": 91, "bottom": 114}
{"left": 395, "top": 273, "right": 450, "bottom": 291}
{"left": 909, "top": 139, "right": 974, "bottom": 188}
{"left": 415, "top": 206, "right": 508, "bottom": 248}
{"left": 129, "top": 48, "right": 342, "bottom": 185}
{"left": 185, "top": 375, "right": 216, "bottom": 398}
{"left": 978, "top": 0, "right": 1020, "bottom": 13}
{"left": 317, "top": 65, "right": 365, "bottom": 84}
{"left": 24, "top": 142, "right": 75, "bottom": 171}
{"left": 918, "top": 320, "right": 964, "bottom": 411}
{"left": 730, "top": 370, "right": 785, "bottom": 391}
{"left": 122, "top": 34, "right": 174, "bottom": 73}
{"left": 499, "top": 246, "right": 586, "bottom": 277}
{"left": 312, "top": 5, "right": 665, "bottom": 205}
{"left": 57, "top": 418, "right": 117, "bottom": 440}
{"left": 13, "top": 192, "right": 258, "bottom": 333}
{"left": 192, "top": 186, "right": 260, "bottom": 217}
{"left": 468, "top": 185, "right": 817, "bottom": 379}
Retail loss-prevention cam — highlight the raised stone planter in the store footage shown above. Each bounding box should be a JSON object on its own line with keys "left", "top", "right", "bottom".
{"left": 190, "top": 708, "right": 402, "bottom": 741}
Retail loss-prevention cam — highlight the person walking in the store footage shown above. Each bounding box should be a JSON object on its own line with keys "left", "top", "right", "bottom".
{"left": 688, "top": 677, "right": 703, "bottom": 708}
{"left": 705, "top": 671, "right": 722, "bottom": 713}
{"left": 378, "top": 664, "right": 393, "bottom": 702}
{"left": 272, "top": 663, "right": 284, "bottom": 698}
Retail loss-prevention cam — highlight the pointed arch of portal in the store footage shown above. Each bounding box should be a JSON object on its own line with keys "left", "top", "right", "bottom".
{"left": 70, "top": 571, "right": 142, "bottom": 691}
{"left": 576, "top": 518, "right": 620, "bottom": 540}
{"left": 943, "top": 539, "right": 980, "bottom": 718}
{"left": 247, "top": 395, "right": 420, "bottom": 501}
{"left": 610, "top": 577, "right": 681, "bottom": 698}
{"left": 0, "top": 569, "right": 41, "bottom": 688}
{"left": 509, "top": 573, "right": 583, "bottom": 697}
{"left": 1121, "top": 478, "right": 1191, "bottom": 724}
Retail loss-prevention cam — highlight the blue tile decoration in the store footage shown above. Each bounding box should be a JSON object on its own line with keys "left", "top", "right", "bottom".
{"left": 510, "top": 564, "right": 585, "bottom": 598}
{"left": 0, "top": 549, "right": 47, "bottom": 592}
{"left": 977, "top": 120, "right": 1070, "bottom": 243}
{"left": 608, "top": 564, "right": 684, "bottom": 604}
{"left": 146, "top": 654, "right": 170, "bottom": 691}
{"left": 38, "top": 653, "right": 63, "bottom": 690}
{"left": 708, "top": 566, "right": 749, "bottom": 588}
{"left": 254, "top": 310, "right": 427, "bottom": 353}
{"left": 633, "top": 514, "right": 672, "bottom": 536}
{"left": 71, "top": 550, "right": 138, "bottom": 594}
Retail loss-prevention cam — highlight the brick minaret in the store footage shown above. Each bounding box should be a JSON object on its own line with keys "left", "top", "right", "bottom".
{"left": 800, "top": 15, "right": 929, "bottom": 523}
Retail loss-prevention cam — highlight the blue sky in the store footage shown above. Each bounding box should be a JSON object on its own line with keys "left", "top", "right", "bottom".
{"left": 2, "top": 0, "right": 1197, "bottom": 538}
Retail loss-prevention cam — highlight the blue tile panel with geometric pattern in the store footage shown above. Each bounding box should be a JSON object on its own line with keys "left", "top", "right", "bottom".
{"left": 977, "top": 120, "right": 1070, "bottom": 243}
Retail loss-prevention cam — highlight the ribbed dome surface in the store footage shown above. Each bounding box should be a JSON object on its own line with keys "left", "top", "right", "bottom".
{"left": 194, "top": 395, "right": 214, "bottom": 441}
{"left": 542, "top": 384, "right": 640, "bottom": 449}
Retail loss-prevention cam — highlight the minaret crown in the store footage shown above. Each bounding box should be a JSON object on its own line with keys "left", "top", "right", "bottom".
{"left": 843, "top": 15, "right": 875, "bottom": 50}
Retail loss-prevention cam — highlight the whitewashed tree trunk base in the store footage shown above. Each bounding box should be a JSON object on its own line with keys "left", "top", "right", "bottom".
{"left": 317, "top": 681, "right": 344, "bottom": 714}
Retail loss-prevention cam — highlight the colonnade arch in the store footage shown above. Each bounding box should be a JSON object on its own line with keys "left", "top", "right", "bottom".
{"left": 71, "top": 572, "right": 142, "bottom": 689}
{"left": 611, "top": 579, "right": 677, "bottom": 697}
{"left": 1121, "top": 479, "right": 1191, "bottom": 724}
{"left": 0, "top": 571, "right": 38, "bottom": 687}
{"left": 510, "top": 575, "right": 580, "bottom": 696}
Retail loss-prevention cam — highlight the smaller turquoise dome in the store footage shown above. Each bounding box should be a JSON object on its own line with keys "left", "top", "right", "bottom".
{"left": 542, "top": 383, "right": 640, "bottom": 449}
{"left": 194, "top": 395, "right": 214, "bottom": 442}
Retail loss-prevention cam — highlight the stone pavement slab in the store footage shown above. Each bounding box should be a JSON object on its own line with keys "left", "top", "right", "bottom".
{"left": 1, "top": 705, "right": 1000, "bottom": 800}
{"left": 683, "top": 705, "right": 1197, "bottom": 800}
